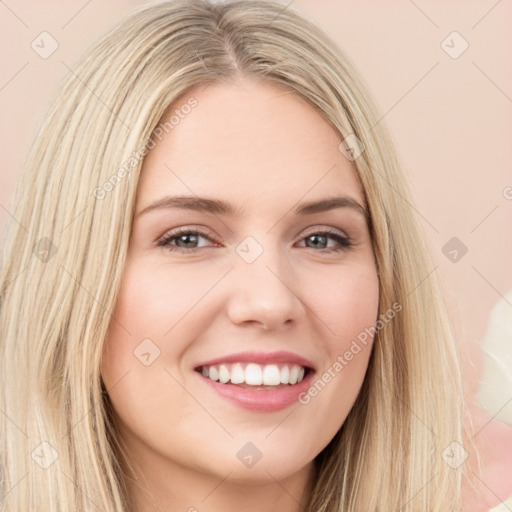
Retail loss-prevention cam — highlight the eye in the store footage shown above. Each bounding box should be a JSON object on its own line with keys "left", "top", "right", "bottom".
{"left": 297, "top": 228, "right": 353, "bottom": 252}
{"left": 156, "top": 227, "right": 353, "bottom": 253}
{"left": 156, "top": 228, "right": 217, "bottom": 252}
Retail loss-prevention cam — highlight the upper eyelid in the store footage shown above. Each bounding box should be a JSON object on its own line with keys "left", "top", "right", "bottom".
{"left": 158, "top": 224, "right": 349, "bottom": 237}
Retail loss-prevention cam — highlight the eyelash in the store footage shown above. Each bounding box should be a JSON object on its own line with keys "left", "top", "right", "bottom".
{"left": 156, "top": 227, "right": 354, "bottom": 253}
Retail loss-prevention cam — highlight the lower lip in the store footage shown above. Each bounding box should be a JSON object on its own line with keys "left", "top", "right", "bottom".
{"left": 197, "top": 371, "right": 314, "bottom": 412}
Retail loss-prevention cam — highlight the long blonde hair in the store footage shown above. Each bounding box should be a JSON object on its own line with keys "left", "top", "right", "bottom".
{"left": 0, "top": 1, "right": 469, "bottom": 510}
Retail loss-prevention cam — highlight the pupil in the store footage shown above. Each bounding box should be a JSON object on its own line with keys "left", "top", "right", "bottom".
{"left": 180, "top": 234, "right": 197, "bottom": 247}
{"left": 309, "top": 234, "right": 326, "bottom": 249}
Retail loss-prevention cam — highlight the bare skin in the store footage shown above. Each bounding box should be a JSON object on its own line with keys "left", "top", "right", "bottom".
{"left": 101, "top": 76, "right": 379, "bottom": 512}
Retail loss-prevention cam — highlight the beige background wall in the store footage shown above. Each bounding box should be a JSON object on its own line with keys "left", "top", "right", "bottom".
{"left": 1, "top": 0, "right": 511, "bottom": 432}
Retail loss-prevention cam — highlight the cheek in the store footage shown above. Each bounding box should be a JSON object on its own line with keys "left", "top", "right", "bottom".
{"left": 103, "top": 259, "right": 207, "bottom": 359}
{"left": 100, "top": 257, "right": 216, "bottom": 427}
{"left": 312, "top": 264, "right": 380, "bottom": 342}
{"left": 110, "top": 262, "right": 191, "bottom": 329}
{"left": 298, "top": 266, "right": 379, "bottom": 424}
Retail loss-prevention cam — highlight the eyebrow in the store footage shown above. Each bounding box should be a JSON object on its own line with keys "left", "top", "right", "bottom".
{"left": 137, "top": 195, "right": 369, "bottom": 221}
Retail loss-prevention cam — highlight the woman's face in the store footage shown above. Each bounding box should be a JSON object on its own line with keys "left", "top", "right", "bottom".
{"left": 101, "top": 77, "right": 379, "bottom": 493}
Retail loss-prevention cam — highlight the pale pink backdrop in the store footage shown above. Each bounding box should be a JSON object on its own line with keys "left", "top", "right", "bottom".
{"left": 1, "top": 1, "right": 511, "bottom": 509}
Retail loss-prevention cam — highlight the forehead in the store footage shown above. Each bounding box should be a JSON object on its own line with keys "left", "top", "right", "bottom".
{"left": 136, "top": 77, "right": 363, "bottom": 214}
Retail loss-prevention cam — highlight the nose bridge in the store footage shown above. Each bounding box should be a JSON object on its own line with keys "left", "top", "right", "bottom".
{"left": 235, "top": 234, "right": 293, "bottom": 298}
{"left": 227, "top": 234, "right": 303, "bottom": 328}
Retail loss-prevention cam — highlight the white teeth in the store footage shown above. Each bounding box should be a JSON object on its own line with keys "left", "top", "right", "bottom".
{"left": 289, "top": 365, "right": 299, "bottom": 385}
{"left": 200, "top": 363, "right": 307, "bottom": 386}
{"left": 280, "top": 365, "right": 290, "bottom": 384}
{"left": 245, "top": 363, "right": 263, "bottom": 385}
{"left": 209, "top": 366, "right": 219, "bottom": 381}
{"left": 230, "top": 363, "right": 245, "bottom": 384}
{"left": 262, "top": 364, "right": 281, "bottom": 385}
{"left": 219, "top": 364, "right": 230, "bottom": 384}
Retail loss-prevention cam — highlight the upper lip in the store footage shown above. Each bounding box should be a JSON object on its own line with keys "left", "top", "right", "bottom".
{"left": 194, "top": 350, "right": 316, "bottom": 371}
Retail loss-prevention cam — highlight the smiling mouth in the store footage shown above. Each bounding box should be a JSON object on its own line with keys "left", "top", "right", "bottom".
{"left": 195, "top": 362, "right": 311, "bottom": 388}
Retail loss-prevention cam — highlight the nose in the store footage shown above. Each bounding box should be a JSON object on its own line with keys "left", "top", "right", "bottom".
{"left": 226, "top": 244, "right": 305, "bottom": 331}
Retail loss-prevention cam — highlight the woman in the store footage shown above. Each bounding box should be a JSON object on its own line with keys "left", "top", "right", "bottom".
{"left": 0, "top": 1, "right": 471, "bottom": 510}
